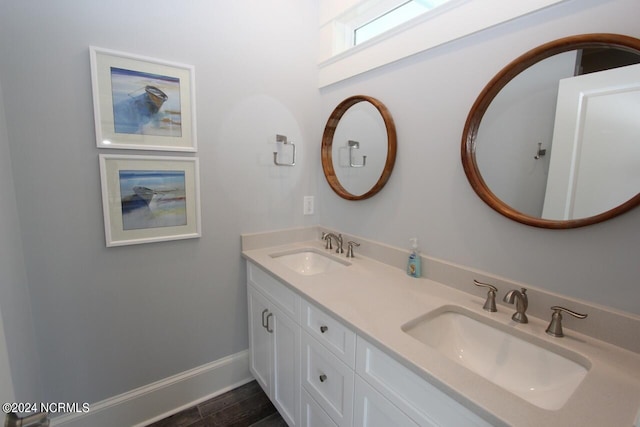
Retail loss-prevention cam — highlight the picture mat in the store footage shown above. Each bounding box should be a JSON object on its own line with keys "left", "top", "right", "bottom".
{"left": 100, "top": 155, "right": 201, "bottom": 246}
{"left": 91, "top": 47, "right": 196, "bottom": 151}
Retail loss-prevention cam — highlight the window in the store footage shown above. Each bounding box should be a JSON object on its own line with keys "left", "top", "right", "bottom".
{"left": 354, "top": 0, "right": 452, "bottom": 46}
{"left": 318, "top": 0, "right": 570, "bottom": 87}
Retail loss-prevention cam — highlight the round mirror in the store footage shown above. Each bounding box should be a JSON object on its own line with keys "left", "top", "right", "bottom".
{"left": 322, "top": 95, "right": 397, "bottom": 200}
{"left": 462, "top": 34, "right": 640, "bottom": 228}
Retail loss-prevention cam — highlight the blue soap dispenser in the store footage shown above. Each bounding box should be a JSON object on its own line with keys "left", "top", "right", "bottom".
{"left": 407, "top": 238, "right": 421, "bottom": 278}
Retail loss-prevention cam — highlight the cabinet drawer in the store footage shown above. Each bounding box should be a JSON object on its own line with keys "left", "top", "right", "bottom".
{"left": 354, "top": 376, "right": 419, "bottom": 427}
{"left": 302, "top": 332, "right": 354, "bottom": 427}
{"left": 356, "top": 337, "right": 492, "bottom": 427}
{"left": 247, "top": 261, "right": 298, "bottom": 319}
{"left": 301, "top": 299, "right": 356, "bottom": 368}
{"left": 301, "top": 389, "right": 339, "bottom": 427}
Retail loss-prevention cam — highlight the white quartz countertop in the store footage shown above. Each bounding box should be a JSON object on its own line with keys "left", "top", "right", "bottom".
{"left": 242, "top": 239, "right": 640, "bottom": 427}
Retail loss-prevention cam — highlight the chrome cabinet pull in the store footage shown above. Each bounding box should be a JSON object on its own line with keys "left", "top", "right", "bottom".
{"left": 320, "top": 325, "right": 328, "bottom": 333}
{"left": 319, "top": 374, "right": 327, "bottom": 382}
{"left": 265, "top": 313, "right": 274, "bottom": 333}
{"left": 261, "top": 309, "right": 269, "bottom": 328}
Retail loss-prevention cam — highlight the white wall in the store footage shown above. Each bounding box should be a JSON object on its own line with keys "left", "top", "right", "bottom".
{"left": 0, "top": 0, "right": 320, "bottom": 405}
{"left": 318, "top": 0, "right": 640, "bottom": 315}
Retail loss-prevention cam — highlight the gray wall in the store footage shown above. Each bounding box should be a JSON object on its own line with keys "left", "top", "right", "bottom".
{"left": 0, "top": 0, "right": 639, "bottom": 411}
{"left": 475, "top": 51, "right": 576, "bottom": 218}
{"left": 0, "top": 0, "right": 319, "bottom": 404}
{"left": 319, "top": 0, "right": 640, "bottom": 314}
{"left": 0, "top": 78, "right": 42, "bottom": 401}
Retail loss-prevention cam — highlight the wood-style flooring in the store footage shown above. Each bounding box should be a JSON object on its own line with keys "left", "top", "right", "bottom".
{"left": 146, "top": 380, "right": 286, "bottom": 427}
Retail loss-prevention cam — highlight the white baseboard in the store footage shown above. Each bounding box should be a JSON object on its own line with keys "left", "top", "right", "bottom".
{"left": 50, "top": 350, "right": 252, "bottom": 427}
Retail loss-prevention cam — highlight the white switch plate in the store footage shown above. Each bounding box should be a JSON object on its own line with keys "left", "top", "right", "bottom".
{"left": 303, "top": 196, "right": 314, "bottom": 215}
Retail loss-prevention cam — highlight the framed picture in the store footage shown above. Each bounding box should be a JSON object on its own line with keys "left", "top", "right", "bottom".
{"left": 90, "top": 47, "right": 197, "bottom": 152}
{"left": 99, "top": 154, "right": 201, "bottom": 247}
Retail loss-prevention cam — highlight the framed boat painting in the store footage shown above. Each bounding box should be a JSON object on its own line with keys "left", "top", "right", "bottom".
{"left": 99, "top": 154, "right": 201, "bottom": 247}
{"left": 90, "top": 47, "right": 197, "bottom": 152}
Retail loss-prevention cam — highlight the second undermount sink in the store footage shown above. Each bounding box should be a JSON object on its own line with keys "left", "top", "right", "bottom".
{"left": 270, "top": 248, "right": 350, "bottom": 276}
{"left": 401, "top": 306, "right": 589, "bottom": 410}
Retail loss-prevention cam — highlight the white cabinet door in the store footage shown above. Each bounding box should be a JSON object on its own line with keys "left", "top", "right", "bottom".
{"left": 354, "top": 376, "right": 420, "bottom": 427}
{"left": 247, "top": 279, "right": 300, "bottom": 426}
{"left": 248, "top": 284, "right": 272, "bottom": 392}
{"left": 272, "top": 302, "right": 300, "bottom": 426}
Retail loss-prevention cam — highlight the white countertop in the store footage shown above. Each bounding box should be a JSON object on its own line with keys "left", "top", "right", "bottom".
{"left": 243, "top": 239, "right": 640, "bottom": 427}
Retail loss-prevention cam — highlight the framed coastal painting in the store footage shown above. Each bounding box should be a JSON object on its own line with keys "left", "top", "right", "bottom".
{"left": 99, "top": 154, "right": 201, "bottom": 247}
{"left": 90, "top": 47, "right": 197, "bottom": 151}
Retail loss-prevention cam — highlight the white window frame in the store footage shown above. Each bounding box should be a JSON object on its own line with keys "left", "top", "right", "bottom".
{"left": 318, "top": 0, "right": 570, "bottom": 87}
{"left": 354, "top": 1, "right": 447, "bottom": 46}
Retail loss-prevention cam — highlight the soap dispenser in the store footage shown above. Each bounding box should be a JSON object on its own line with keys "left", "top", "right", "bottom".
{"left": 407, "top": 238, "right": 421, "bottom": 278}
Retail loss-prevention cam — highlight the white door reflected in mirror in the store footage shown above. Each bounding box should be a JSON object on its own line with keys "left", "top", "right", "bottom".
{"left": 542, "top": 63, "right": 640, "bottom": 219}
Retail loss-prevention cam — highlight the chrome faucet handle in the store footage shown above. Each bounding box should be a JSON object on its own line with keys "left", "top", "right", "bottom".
{"left": 473, "top": 280, "right": 498, "bottom": 312}
{"left": 346, "top": 241, "right": 360, "bottom": 258}
{"left": 546, "top": 306, "right": 588, "bottom": 337}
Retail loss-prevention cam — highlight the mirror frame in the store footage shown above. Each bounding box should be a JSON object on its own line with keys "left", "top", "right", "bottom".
{"left": 462, "top": 33, "right": 640, "bottom": 229}
{"left": 322, "top": 95, "right": 397, "bottom": 200}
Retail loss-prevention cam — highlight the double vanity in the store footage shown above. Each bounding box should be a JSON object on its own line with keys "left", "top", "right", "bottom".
{"left": 242, "top": 227, "right": 640, "bottom": 427}
{"left": 240, "top": 32, "right": 640, "bottom": 427}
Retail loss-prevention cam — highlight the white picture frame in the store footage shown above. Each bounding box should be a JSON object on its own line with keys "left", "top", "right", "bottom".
{"left": 90, "top": 46, "right": 197, "bottom": 152}
{"left": 99, "top": 154, "right": 201, "bottom": 247}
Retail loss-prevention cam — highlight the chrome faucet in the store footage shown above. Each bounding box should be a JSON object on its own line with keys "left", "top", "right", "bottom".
{"left": 321, "top": 232, "right": 333, "bottom": 249}
{"left": 503, "top": 288, "right": 528, "bottom": 323}
{"left": 322, "top": 232, "right": 344, "bottom": 254}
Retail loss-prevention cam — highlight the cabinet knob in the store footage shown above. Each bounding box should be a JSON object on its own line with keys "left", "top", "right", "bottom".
{"left": 319, "top": 374, "right": 327, "bottom": 382}
{"left": 320, "top": 325, "right": 328, "bottom": 333}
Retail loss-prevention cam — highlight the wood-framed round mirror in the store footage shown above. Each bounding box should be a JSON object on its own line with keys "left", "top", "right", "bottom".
{"left": 462, "top": 34, "right": 640, "bottom": 229}
{"left": 322, "top": 95, "right": 397, "bottom": 200}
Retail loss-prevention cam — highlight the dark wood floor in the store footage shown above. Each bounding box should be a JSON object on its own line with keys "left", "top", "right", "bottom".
{"left": 146, "top": 380, "right": 287, "bottom": 427}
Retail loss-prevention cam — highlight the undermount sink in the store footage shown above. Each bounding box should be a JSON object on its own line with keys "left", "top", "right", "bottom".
{"left": 401, "top": 306, "right": 589, "bottom": 410}
{"left": 270, "top": 248, "right": 350, "bottom": 276}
